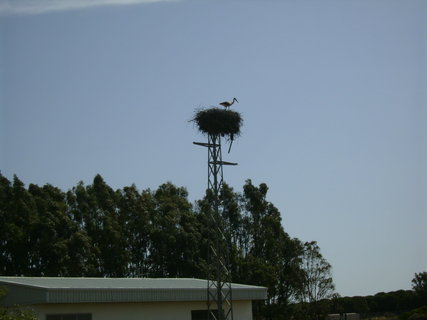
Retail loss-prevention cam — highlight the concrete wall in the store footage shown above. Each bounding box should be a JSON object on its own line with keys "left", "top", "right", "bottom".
{"left": 31, "top": 300, "right": 253, "bottom": 320}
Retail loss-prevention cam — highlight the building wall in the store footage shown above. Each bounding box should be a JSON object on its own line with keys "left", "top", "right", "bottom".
{"left": 31, "top": 300, "right": 253, "bottom": 320}
{"left": 327, "top": 314, "right": 360, "bottom": 320}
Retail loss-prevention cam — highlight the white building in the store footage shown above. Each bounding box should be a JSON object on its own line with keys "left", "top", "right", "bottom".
{"left": 0, "top": 277, "right": 267, "bottom": 320}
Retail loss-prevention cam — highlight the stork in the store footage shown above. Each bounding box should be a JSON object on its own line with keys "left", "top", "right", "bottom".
{"left": 219, "top": 97, "right": 238, "bottom": 109}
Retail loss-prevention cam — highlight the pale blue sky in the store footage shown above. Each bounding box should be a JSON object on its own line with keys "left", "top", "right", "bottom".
{"left": 1, "top": 0, "right": 426, "bottom": 297}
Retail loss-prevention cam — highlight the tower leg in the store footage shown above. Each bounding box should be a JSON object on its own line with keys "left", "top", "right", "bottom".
{"left": 205, "top": 134, "right": 233, "bottom": 320}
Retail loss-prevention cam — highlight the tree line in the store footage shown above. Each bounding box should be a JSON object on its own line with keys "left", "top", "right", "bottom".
{"left": 1, "top": 173, "right": 424, "bottom": 319}
{"left": 0, "top": 173, "right": 337, "bottom": 318}
{"left": 329, "top": 272, "right": 427, "bottom": 317}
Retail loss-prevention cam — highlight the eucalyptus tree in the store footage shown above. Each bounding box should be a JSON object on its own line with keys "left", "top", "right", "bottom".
{"left": 412, "top": 271, "right": 427, "bottom": 304}
{"left": 241, "top": 180, "right": 305, "bottom": 319}
{"left": 150, "top": 182, "right": 196, "bottom": 277}
{"left": 412, "top": 272, "right": 427, "bottom": 295}
{"left": 117, "top": 185, "right": 154, "bottom": 277}
{"left": 66, "top": 175, "right": 128, "bottom": 276}
{"left": 193, "top": 189, "right": 216, "bottom": 279}
{"left": 0, "top": 175, "right": 39, "bottom": 275}
{"left": 0, "top": 174, "right": 12, "bottom": 274}
{"left": 276, "top": 236, "right": 304, "bottom": 315}
{"left": 297, "top": 241, "right": 336, "bottom": 320}
{"left": 27, "top": 183, "right": 74, "bottom": 276}
{"left": 219, "top": 183, "right": 241, "bottom": 250}
{"left": 65, "top": 182, "right": 99, "bottom": 276}
{"left": 89, "top": 174, "right": 128, "bottom": 277}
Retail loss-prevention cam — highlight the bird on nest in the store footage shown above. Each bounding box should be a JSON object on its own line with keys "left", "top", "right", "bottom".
{"left": 219, "top": 98, "right": 238, "bottom": 109}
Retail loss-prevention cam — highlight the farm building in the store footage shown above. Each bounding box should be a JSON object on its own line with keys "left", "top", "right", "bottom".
{"left": 0, "top": 277, "right": 267, "bottom": 320}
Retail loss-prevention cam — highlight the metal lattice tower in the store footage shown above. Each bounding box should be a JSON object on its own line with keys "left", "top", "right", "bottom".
{"left": 194, "top": 133, "right": 237, "bottom": 320}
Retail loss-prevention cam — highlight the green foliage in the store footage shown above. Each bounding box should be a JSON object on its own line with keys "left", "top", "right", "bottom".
{"left": 0, "top": 308, "right": 37, "bottom": 320}
{"left": 0, "top": 173, "right": 336, "bottom": 320}
{"left": 0, "top": 174, "right": 206, "bottom": 279}
{"left": 295, "top": 241, "right": 336, "bottom": 320}
{"left": 330, "top": 290, "right": 423, "bottom": 316}
{"left": 412, "top": 272, "right": 427, "bottom": 305}
{"left": 0, "top": 287, "right": 37, "bottom": 320}
{"left": 150, "top": 182, "right": 200, "bottom": 277}
{"left": 4, "top": 173, "right": 423, "bottom": 320}
{"left": 27, "top": 183, "right": 74, "bottom": 276}
{"left": 399, "top": 306, "right": 427, "bottom": 320}
{"left": 412, "top": 272, "right": 427, "bottom": 291}
{"left": 1, "top": 175, "right": 39, "bottom": 275}
{"left": 299, "top": 241, "right": 335, "bottom": 302}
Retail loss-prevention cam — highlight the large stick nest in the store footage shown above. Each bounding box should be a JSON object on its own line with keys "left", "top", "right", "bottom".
{"left": 192, "top": 107, "right": 243, "bottom": 138}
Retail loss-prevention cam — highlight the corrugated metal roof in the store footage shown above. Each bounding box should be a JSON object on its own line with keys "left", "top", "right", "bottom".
{"left": 0, "top": 277, "right": 260, "bottom": 289}
{"left": 0, "top": 277, "right": 267, "bottom": 306}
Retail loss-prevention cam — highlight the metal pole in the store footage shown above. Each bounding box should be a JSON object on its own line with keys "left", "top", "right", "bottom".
{"left": 194, "top": 134, "right": 235, "bottom": 320}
